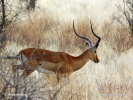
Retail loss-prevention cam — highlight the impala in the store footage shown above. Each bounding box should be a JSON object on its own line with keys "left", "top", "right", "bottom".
{"left": 8, "top": 20, "right": 101, "bottom": 82}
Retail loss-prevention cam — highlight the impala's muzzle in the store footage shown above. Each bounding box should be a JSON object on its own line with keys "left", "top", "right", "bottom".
{"left": 93, "top": 55, "right": 99, "bottom": 63}
{"left": 95, "top": 60, "right": 99, "bottom": 63}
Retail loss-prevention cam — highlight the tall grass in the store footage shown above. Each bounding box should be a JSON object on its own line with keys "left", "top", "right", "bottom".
{"left": 0, "top": 8, "right": 133, "bottom": 100}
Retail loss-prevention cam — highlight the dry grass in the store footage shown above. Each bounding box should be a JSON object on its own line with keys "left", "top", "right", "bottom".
{"left": 0, "top": 6, "right": 133, "bottom": 100}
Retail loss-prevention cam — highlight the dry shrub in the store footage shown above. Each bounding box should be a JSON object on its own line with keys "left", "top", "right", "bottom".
{"left": 102, "top": 21, "right": 133, "bottom": 53}
{"left": 7, "top": 13, "right": 56, "bottom": 47}
{"left": 7, "top": 16, "right": 102, "bottom": 52}
{"left": 1, "top": 15, "right": 133, "bottom": 99}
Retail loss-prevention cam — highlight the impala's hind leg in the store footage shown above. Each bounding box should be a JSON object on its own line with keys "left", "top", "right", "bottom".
{"left": 12, "top": 64, "right": 23, "bottom": 82}
{"left": 12, "top": 64, "right": 23, "bottom": 73}
{"left": 20, "top": 70, "right": 34, "bottom": 79}
{"left": 12, "top": 64, "right": 31, "bottom": 80}
{"left": 12, "top": 64, "right": 30, "bottom": 73}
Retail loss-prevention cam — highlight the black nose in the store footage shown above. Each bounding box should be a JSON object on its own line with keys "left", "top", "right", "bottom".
{"left": 96, "top": 60, "right": 99, "bottom": 63}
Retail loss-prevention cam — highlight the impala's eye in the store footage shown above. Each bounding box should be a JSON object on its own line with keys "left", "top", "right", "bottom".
{"left": 90, "top": 50, "right": 96, "bottom": 54}
{"left": 39, "top": 63, "right": 41, "bottom": 66}
{"left": 86, "top": 43, "right": 89, "bottom": 46}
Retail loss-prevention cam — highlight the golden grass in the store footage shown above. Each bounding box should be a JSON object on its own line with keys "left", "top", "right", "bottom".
{"left": 0, "top": 11, "right": 133, "bottom": 99}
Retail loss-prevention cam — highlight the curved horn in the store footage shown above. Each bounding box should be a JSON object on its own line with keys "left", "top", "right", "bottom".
{"left": 90, "top": 20, "right": 101, "bottom": 48}
{"left": 73, "top": 20, "right": 93, "bottom": 47}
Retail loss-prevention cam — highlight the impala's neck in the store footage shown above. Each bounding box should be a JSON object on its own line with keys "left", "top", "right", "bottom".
{"left": 70, "top": 49, "right": 91, "bottom": 71}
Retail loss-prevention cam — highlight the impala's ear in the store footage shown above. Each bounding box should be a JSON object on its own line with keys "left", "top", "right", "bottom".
{"left": 95, "top": 43, "right": 99, "bottom": 48}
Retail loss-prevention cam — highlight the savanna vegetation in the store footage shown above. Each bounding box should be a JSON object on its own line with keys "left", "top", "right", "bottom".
{"left": 0, "top": 0, "right": 133, "bottom": 99}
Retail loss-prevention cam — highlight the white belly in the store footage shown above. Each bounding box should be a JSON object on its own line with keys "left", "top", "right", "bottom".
{"left": 37, "top": 67, "right": 54, "bottom": 74}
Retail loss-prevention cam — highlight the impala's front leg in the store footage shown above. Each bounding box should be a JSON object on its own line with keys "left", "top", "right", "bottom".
{"left": 56, "top": 73, "right": 63, "bottom": 82}
{"left": 63, "top": 74, "right": 70, "bottom": 83}
{"left": 56, "top": 72, "right": 70, "bottom": 82}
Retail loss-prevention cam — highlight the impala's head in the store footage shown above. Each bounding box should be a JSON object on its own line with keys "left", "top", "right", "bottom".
{"left": 73, "top": 20, "right": 101, "bottom": 63}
